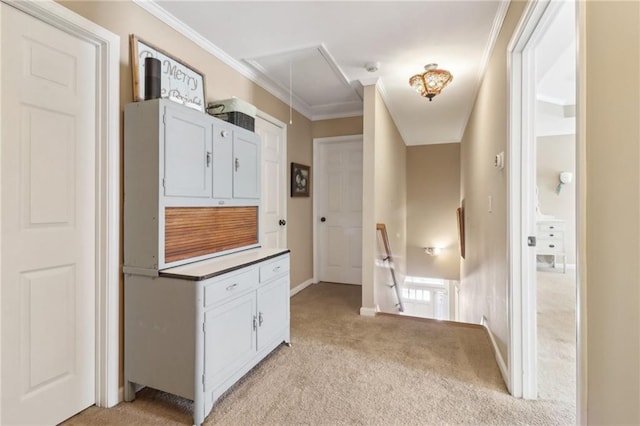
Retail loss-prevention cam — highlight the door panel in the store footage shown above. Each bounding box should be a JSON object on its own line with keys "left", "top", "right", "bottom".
{"left": 204, "top": 292, "right": 256, "bottom": 390}
{"left": 212, "top": 123, "right": 233, "bottom": 199}
{"left": 256, "top": 117, "right": 287, "bottom": 249}
{"left": 164, "top": 108, "right": 211, "bottom": 198}
{"left": 233, "top": 133, "right": 260, "bottom": 199}
{"left": 257, "top": 277, "right": 288, "bottom": 351}
{"left": 2, "top": 4, "right": 97, "bottom": 424}
{"left": 318, "top": 140, "right": 363, "bottom": 285}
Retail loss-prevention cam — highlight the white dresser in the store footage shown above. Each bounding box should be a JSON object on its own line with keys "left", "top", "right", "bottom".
{"left": 536, "top": 218, "right": 566, "bottom": 273}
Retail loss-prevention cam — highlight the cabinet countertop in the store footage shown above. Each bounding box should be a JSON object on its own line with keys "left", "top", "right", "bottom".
{"left": 159, "top": 248, "right": 290, "bottom": 281}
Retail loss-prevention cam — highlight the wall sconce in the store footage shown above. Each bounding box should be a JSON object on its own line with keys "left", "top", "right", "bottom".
{"left": 424, "top": 247, "right": 442, "bottom": 256}
{"left": 555, "top": 171, "right": 573, "bottom": 194}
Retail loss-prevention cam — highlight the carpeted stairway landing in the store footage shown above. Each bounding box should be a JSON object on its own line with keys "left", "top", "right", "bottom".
{"left": 65, "top": 282, "right": 575, "bottom": 425}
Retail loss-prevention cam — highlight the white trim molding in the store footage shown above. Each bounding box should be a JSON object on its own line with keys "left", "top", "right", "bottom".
{"left": 481, "top": 316, "right": 509, "bottom": 386}
{"left": 508, "top": 0, "right": 578, "bottom": 402}
{"left": 456, "top": 0, "right": 511, "bottom": 143}
{"left": 359, "top": 306, "right": 378, "bottom": 317}
{"left": 1, "top": 0, "right": 121, "bottom": 408}
{"left": 133, "top": 1, "right": 364, "bottom": 122}
{"left": 290, "top": 279, "right": 314, "bottom": 298}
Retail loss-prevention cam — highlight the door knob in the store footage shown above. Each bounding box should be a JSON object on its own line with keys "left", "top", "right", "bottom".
{"left": 279, "top": 219, "right": 286, "bottom": 226}
{"left": 320, "top": 217, "right": 326, "bottom": 222}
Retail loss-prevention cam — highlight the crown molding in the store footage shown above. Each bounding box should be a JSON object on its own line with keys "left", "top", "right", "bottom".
{"left": 456, "top": 0, "right": 511, "bottom": 142}
{"left": 132, "top": 0, "right": 315, "bottom": 120}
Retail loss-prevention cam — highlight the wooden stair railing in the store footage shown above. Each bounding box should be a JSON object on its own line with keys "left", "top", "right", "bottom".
{"left": 376, "top": 223, "right": 405, "bottom": 313}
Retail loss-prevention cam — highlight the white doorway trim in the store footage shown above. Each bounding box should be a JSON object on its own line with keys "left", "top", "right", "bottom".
{"left": 507, "top": 0, "right": 578, "bottom": 403}
{"left": 0, "top": 0, "right": 121, "bottom": 408}
{"left": 312, "top": 135, "right": 363, "bottom": 284}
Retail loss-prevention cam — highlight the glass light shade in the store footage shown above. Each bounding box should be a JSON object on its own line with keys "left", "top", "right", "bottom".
{"left": 409, "top": 65, "right": 453, "bottom": 101}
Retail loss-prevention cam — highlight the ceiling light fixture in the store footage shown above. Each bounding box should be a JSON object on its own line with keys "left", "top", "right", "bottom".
{"left": 365, "top": 62, "right": 380, "bottom": 73}
{"left": 409, "top": 63, "right": 453, "bottom": 101}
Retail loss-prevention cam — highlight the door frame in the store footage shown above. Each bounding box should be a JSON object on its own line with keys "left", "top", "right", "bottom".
{"left": 0, "top": 0, "right": 120, "bottom": 408}
{"left": 312, "top": 135, "right": 363, "bottom": 284}
{"left": 507, "top": 0, "right": 581, "bottom": 413}
{"left": 256, "top": 109, "right": 288, "bottom": 248}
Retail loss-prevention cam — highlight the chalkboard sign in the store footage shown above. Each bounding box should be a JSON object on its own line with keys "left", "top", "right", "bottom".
{"left": 130, "top": 35, "right": 206, "bottom": 111}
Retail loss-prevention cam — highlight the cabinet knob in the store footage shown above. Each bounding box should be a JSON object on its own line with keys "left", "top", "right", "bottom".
{"left": 320, "top": 217, "right": 326, "bottom": 222}
{"left": 206, "top": 151, "right": 212, "bottom": 167}
{"left": 221, "top": 130, "right": 229, "bottom": 138}
{"left": 235, "top": 158, "right": 240, "bottom": 172}
{"left": 258, "top": 312, "right": 264, "bottom": 326}
{"left": 273, "top": 266, "right": 281, "bottom": 272}
{"left": 549, "top": 244, "right": 555, "bottom": 248}
{"left": 226, "top": 283, "right": 238, "bottom": 291}
{"left": 279, "top": 219, "right": 286, "bottom": 226}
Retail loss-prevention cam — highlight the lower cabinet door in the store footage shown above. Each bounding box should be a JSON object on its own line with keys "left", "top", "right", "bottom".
{"left": 256, "top": 277, "right": 289, "bottom": 352}
{"left": 204, "top": 292, "right": 256, "bottom": 390}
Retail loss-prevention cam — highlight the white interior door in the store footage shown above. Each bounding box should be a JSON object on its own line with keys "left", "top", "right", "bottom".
{"left": 1, "top": 4, "right": 98, "bottom": 424}
{"left": 256, "top": 114, "right": 287, "bottom": 249}
{"left": 317, "top": 139, "right": 363, "bottom": 285}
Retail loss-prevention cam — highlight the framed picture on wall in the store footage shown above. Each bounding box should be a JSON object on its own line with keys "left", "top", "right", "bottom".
{"left": 291, "top": 163, "right": 310, "bottom": 197}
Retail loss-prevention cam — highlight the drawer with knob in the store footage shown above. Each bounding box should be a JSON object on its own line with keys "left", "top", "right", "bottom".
{"left": 259, "top": 256, "right": 290, "bottom": 283}
{"left": 538, "top": 230, "right": 564, "bottom": 240}
{"left": 537, "top": 238, "right": 565, "bottom": 255}
{"left": 204, "top": 267, "right": 258, "bottom": 307}
{"left": 537, "top": 221, "right": 565, "bottom": 233}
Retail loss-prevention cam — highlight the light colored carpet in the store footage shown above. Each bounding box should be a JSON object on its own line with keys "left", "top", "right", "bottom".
{"left": 65, "top": 283, "right": 575, "bottom": 425}
{"left": 537, "top": 269, "right": 576, "bottom": 405}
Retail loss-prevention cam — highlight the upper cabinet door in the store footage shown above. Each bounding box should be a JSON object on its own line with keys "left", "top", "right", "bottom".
{"left": 163, "top": 107, "right": 212, "bottom": 198}
{"left": 212, "top": 123, "right": 233, "bottom": 200}
{"left": 233, "top": 131, "right": 260, "bottom": 199}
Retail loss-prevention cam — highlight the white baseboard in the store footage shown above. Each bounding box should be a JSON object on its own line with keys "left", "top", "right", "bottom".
{"left": 290, "top": 278, "right": 314, "bottom": 297}
{"left": 481, "top": 315, "right": 509, "bottom": 390}
{"left": 359, "top": 306, "right": 377, "bottom": 317}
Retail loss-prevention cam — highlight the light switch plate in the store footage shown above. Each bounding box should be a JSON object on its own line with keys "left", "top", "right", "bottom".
{"left": 494, "top": 151, "right": 505, "bottom": 169}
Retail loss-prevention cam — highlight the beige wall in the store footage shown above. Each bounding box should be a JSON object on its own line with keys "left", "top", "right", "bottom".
{"left": 582, "top": 1, "right": 640, "bottom": 423}
{"left": 459, "top": 0, "right": 527, "bottom": 361}
{"left": 312, "top": 116, "right": 363, "bottom": 139}
{"left": 372, "top": 87, "right": 407, "bottom": 313}
{"left": 537, "top": 134, "right": 576, "bottom": 264}
{"left": 407, "top": 144, "right": 461, "bottom": 280}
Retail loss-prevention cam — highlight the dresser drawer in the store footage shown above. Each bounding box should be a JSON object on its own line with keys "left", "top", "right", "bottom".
{"left": 537, "top": 239, "right": 564, "bottom": 254}
{"left": 538, "top": 230, "right": 564, "bottom": 240}
{"left": 537, "top": 221, "right": 565, "bottom": 232}
{"left": 204, "top": 267, "right": 258, "bottom": 307}
{"left": 259, "top": 255, "right": 290, "bottom": 283}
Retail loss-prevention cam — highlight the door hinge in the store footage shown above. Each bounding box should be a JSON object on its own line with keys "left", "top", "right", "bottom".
{"left": 202, "top": 374, "right": 206, "bottom": 386}
{"left": 162, "top": 178, "right": 166, "bottom": 188}
{"left": 202, "top": 322, "right": 206, "bottom": 333}
{"left": 162, "top": 114, "right": 166, "bottom": 125}
{"left": 253, "top": 315, "right": 257, "bottom": 331}
{"left": 527, "top": 236, "right": 537, "bottom": 247}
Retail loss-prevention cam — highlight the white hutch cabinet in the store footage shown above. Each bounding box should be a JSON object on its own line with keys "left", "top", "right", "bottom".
{"left": 123, "top": 99, "right": 289, "bottom": 426}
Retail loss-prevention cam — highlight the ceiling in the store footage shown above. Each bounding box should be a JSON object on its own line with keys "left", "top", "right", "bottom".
{"left": 535, "top": 0, "right": 576, "bottom": 137}
{"left": 145, "top": 1, "right": 510, "bottom": 146}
